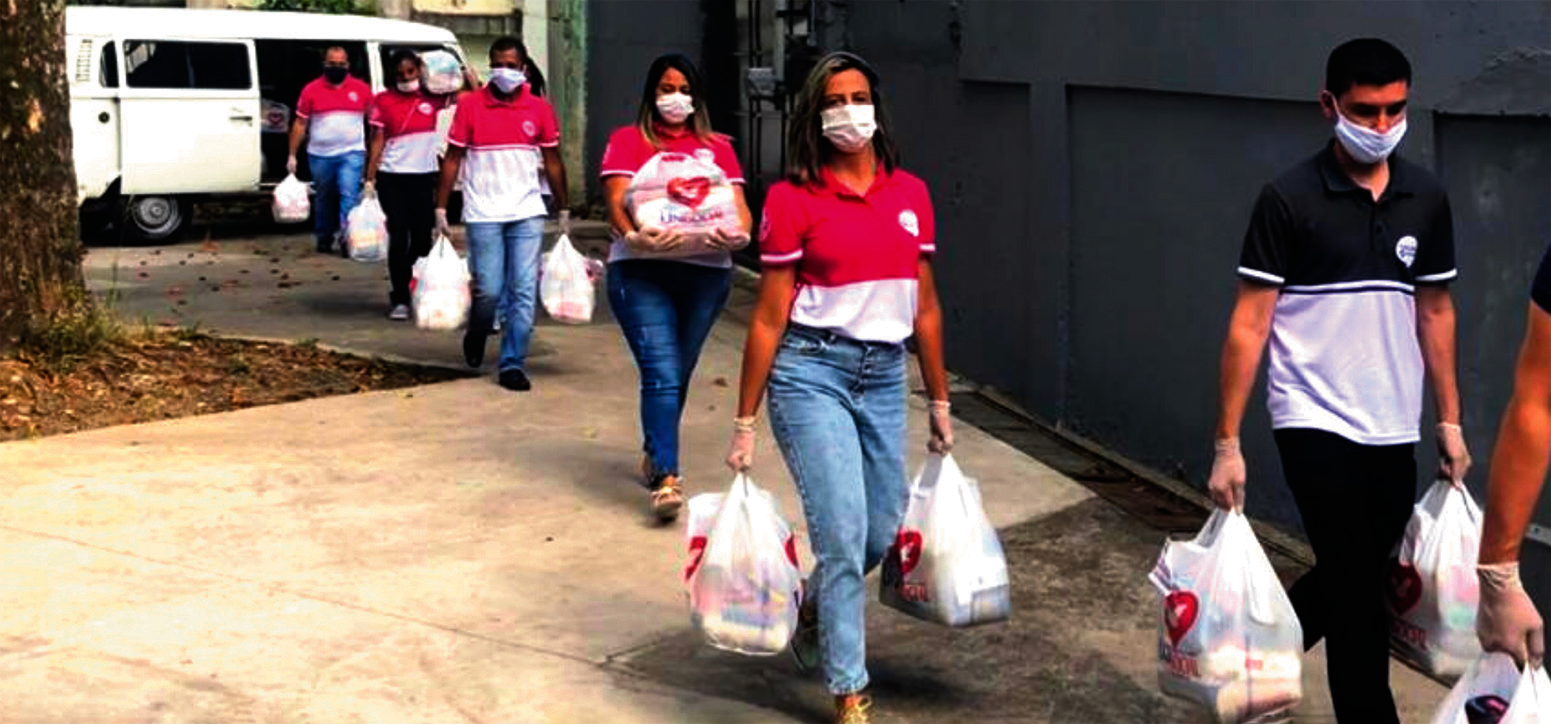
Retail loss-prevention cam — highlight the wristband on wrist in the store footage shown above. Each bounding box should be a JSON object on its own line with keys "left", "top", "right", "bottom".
{"left": 733, "top": 415, "right": 756, "bottom": 433}
{"left": 1214, "top": 437, "right": 1241, "bottom": 455}
{"left": 928, "top": 399, "right": 951, "bottom": 412}
{"left": 1438, "top": 422, "right": 1463, "bottom": 433}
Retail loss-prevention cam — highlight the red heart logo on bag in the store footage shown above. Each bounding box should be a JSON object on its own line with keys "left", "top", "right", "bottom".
{"left": 1387, "top": 560, "right": 1423, "bottom": 614}
{"left": 667, "top": 177, "right": 711, "bottom": 208}
{"left": 784, "top": 534, "right": 800, "bottom": 567}
{"left": 895, "top": 530, "right": 924, "bottom": 575}
{"left": 1164, "top": 591, "right": 1199, "bottom": 646}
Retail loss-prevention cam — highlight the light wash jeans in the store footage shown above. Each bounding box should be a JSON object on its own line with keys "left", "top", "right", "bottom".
{"left": 766, "top": 323, "right": 909, "bottom": 695}
{"left": 308, "top": 150, "right": 364, "bottom": 247}
{"left": 465, "top": 216, "right": 545, "bottom": 372}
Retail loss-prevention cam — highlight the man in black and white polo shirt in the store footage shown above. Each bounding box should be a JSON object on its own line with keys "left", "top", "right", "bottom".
{"left": 1206, "top": 39, "right": 1471, "bottom": 724}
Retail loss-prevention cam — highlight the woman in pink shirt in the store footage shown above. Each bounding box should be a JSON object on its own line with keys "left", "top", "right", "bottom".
{"left": 600, "top": 54, "right": 752, "bottom": 521}
{"left": 724, "top": 52, "right": 954, "bottom": 724}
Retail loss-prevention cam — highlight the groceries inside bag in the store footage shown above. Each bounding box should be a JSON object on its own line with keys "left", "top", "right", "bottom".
{"left": 1430, "top": 653, "right": 1550, "bottom": 724}
{"left": 410, "top": 235, "right": 471, "bottom": 331}
{"left": 345, "top": 195, "right": 388, "bottom": 263}
{"left": 880, "top": 453, "right": 1011, "bottom": 627}
{"left": 1149, "top": 509, "right": 1303, "bottom": 724}
{"left": 272, "top": 173, "right": 310, "bottom": 223}
{"left": 624, "top": 151, "right": 741, "bottom": 257}
{"left": 421, "top": 50, "right": 462, "bottom": 95}
{"left": 1389, "top": 479, "right": 1485, "bottom": 680}
{"left": 683, "top": 475, "right": 803, "bottom": 656}
{"left": 539, "top": 234, "right": 594, "bottom": 324}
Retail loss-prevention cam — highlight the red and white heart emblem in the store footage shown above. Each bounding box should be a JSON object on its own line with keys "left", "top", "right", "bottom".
{"left": 1387, "top": 561, "right": 1423, "bottom": 614}
{"left": 894, "top": 529, "right": 924, "bottom": 575}
{"left": 1164, "top": 591, "right": 1199, "bottom": 645}
{"left": 667, "top": 177, "right": 711, "bottom": 208}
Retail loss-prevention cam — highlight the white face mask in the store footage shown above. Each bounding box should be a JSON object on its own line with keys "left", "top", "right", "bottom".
{"left": 489, "top": 68, "right": 526, "bottom": 94}
{"left": 1333, "top": 110, "right": 1407, "bottom": 165}
{"left": 655, "top": 93, "right": 695, "bottom": 124}
{"left": 821, "top": 104, "right": 877, "bottom": 153}
{"left": 397, "top": 79, "right": 420, "bottom": 94}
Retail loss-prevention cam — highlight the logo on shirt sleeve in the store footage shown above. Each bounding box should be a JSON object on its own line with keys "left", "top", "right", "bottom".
{"left": 759, "top": 212, "right": 773, "bottom": 243}
{"left": 522, "top": 120, "right": 538, "bottom": 138}
{"left": 898, "top": 209, "right": 920, "bottom": 238}
{"left": 1396, "top": 235, "right": 1418, "bottom": 268}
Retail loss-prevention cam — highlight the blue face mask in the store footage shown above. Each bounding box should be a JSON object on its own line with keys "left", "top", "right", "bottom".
{"left": 489, "top": 67, "right": 526, "bottom": 94}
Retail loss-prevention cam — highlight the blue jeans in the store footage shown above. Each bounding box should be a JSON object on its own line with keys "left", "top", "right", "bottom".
{"left": 466, "top": 217, "right": 546, "bottom": 372}
{"left": 607, "top": 260, "right": 732, "bottom": 482}
{"left": 308, "top": 151, "right": 364, "bottom": 245}
{"left": 766, "top": 323, "right": 909, "bottom": 695}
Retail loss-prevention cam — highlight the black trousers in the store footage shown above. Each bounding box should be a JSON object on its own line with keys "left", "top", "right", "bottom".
{"left": 1275, "top": 428, "right": 1416, "bottom": 724}
{"left": 378, "top": 171, "right": 438, "bottom": 306}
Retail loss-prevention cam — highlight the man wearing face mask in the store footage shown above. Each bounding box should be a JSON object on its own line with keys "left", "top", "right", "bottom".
{"left": 289, "top": 46, "right": 372, "bottom": 255}
{"left": 1205, "top": 38, "right": 1466, "bottom": 724}
{"left": 436, "top": 36, "right": 568, "bottom": 392}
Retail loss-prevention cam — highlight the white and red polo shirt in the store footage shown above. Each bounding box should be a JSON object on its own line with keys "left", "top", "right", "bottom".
{"left": 445, "top": 85, "right": 559, "bottom": 223}
{"left": 296, "top": 76, "right": 371, "bottom": 157}
{"left": 600, "top": 124, "right": 745, "bottom": 268}
{"left": 758, "top": 168, "right": 936, "bottom": 343}
{"left": 368, "top": 90, "right": 450, "bottom": 175}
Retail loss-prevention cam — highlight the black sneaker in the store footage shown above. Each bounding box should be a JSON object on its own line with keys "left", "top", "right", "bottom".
{"left": 315, "top": 238, "right": 332, "bottom": 254}
{"left": 498, "top": 368, "right": 531, "bottom": 392}
{"left": 462, "top": 329, "right": 486, "bottom": 368}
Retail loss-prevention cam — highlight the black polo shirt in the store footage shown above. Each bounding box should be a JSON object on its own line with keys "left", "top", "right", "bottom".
{"left": 1535, "top": 245, "right": 1551, "bottom": 314}
{"left": 1237, "top": 145, "right": 1457, "bottom": 446}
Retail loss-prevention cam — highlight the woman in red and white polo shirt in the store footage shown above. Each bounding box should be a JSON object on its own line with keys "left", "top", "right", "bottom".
{"left": 366, "top": 49, "right": 452, "bottom": 321}
{"left": 600, "top": 54, "right": 752, "bottom": 521}
{"left": 725, "top": 52, "right": 953, "bottom": 724}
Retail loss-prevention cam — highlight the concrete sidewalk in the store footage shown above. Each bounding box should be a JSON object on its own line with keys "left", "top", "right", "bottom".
{"left": 0, "top": 227, "right": 1449, "bottom": 722}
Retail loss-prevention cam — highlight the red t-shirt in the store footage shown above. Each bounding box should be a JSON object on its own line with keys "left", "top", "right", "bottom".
{"left": 368, "top": 90, "right": 450, "bottom": 174}
{"left": 759, "top": 168, "right": 936, "bottom": 343}
{"left": 295, "top": 76, "right": 371, "bottom": 157}
{"left": 445, "top": 85, "right": 559, "bottom": 223}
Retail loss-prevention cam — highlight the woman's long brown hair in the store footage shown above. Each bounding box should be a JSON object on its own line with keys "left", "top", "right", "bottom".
{"left": 784, "top": 51, "right": 899, "bottom": 187}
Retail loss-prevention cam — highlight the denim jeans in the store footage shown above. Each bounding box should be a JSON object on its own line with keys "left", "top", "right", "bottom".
{"left": 465, "top": 216, "right": 546, "bottom": 372}
{"left": 606, "top": 260, "right": 732, "bottom": 483}
{"left": 766, "top": 323, "right": 909, "bottom": 695}
{"left": 308, "top": 151, "right": 364, "bottom": 246}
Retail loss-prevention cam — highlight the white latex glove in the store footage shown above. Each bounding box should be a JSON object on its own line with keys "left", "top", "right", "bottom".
{"left": 558, "top": 209, "right": 572, "bottom": 236}
{"left": 928, "top": 400, "right": 954, "bottom": 455}
{"left": 726, "top": 419, "right": 755, "bottom": 472}
{"left": 1207, "top": 437, "right": 1246, "bottom": 511}
{"left": 707, "top": 226, "right": 751, "bottom": 251}
{"left": 1437, "top": 422, "right": 1472, "bottom": 486}
{"left": 286, "top": 155, "right": 298, "bottom": 175}
{"left": 434, "top": 208, "right": 451, "bottom": 239}
{"left": 625, "top": 226, "right": 685, "bottom": 252}
{"left": 362, "top": 179, "right": 375, "bottom": 198}
{"left": 1478, "top": 562, "right": 1546, "bottom": 668}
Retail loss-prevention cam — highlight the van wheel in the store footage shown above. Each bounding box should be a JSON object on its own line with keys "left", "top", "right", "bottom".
{"left": 120, "top": 195, "right": 187, "bottom": 243}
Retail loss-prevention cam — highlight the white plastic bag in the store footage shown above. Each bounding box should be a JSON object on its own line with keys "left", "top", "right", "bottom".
{"left": 880, "top": 454, "right": 1011, "bottom": 627}
{"left": 1390, "top": 479, "right": 1485, "bottom": 679}
{"left": 1149, "top": 509, "right": 1303, "bottom": 724}
{"left": 410, "top": 235, "right": 470, "bottom": 331}
{"left": 345, "top": 195, "right": 388, "bottom": 263}
{"left": 1430, "top": 654, "right": 1538, "bottom": 724}
{"left": 421, "top": 50, "right": 462, "bottom": 95}
{"left": 539, "top": 234, "right": 594, "bottom": 324}
{"left": 272, "top": 173, "right": 310, "bottom": 223}
{"left": 684, "top": 474, "right": 802, "bottom": 656}
{"left": 624, "top": 151, "right": 741, "bottom": 257}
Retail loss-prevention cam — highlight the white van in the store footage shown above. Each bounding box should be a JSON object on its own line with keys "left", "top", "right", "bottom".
{"left": 66, "top": 6, "right": 468, "bottom": 242}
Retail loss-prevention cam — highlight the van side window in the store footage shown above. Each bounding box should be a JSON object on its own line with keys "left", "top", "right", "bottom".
{"left": 125, "top": 40, "right": 251, "bottom": 91}
{"left": 98, "top": 41, "right": 118, "bottom": 88}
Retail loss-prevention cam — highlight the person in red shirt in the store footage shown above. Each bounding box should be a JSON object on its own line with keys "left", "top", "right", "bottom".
{"left": 365, "top": 50, "right": 452, "bottom": 321}
{"left": 724, "top": 52, "right": 953, "bottom": 724}
{"left": 435, "top": 37, "right": 568, "bottom": 392}
{"left": 287, "top": 46, "right": 371, "bottom": 255}
{"left": 600, "top": 54, "right": 752, "bottom": 521}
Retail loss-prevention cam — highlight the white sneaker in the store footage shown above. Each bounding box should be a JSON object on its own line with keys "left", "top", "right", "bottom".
{"left": 389, "top": 304, "right": 410, "bottom": 321}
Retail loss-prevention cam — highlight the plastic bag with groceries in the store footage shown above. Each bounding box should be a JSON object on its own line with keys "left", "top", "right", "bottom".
{"left": 1389, "top": 478, "right": 1485, "bottom": 680}
{"left": 624, "top": 151, "right": 742, "bottom": 257}
{"left": 1150, "top": 509, "right": 1304, "bottom": 724}
{"left": 683, "top": 474, "right": 802, "bottom": 656}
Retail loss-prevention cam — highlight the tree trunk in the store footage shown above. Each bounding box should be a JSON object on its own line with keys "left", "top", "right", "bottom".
{"left": 0, "top": 0, "right": 86, "bottom": 351}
